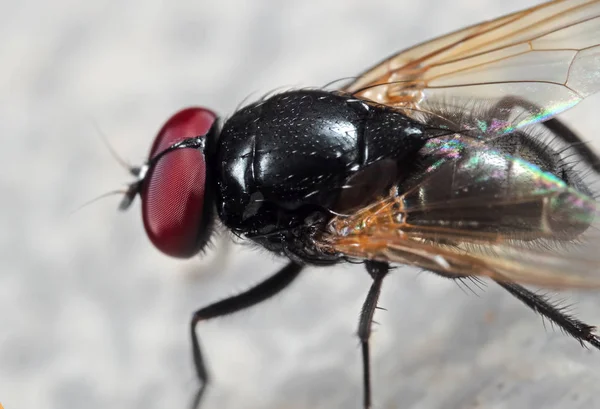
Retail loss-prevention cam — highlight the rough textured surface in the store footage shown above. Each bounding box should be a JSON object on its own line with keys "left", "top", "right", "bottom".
{"left": 3, "top": 1, "right": 600, "bottom": 408}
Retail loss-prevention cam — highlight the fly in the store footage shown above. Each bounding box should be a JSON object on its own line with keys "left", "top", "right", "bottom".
{"left": 118, "top": 1, "right": 600, "bottom": 407}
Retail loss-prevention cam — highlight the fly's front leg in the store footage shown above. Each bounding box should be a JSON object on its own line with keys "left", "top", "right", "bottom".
{"left": 189, "top": 261, "right": 303, "bottom": 408}
{"left": 357, "top": 260, "right": 390, "bottom": 409}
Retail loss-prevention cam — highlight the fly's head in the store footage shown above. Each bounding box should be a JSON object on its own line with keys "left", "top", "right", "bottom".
{"left": 120, "top": 108, "right": 219, "bottom": 258}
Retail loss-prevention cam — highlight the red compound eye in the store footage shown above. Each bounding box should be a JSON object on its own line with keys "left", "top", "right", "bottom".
{"left": 141, "top": 107, "right": 217, "bottom": 258}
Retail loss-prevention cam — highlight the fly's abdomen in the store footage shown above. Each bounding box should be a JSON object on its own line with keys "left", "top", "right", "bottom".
{"left": 398, "top": 135, "right": 595, "bottom": 242}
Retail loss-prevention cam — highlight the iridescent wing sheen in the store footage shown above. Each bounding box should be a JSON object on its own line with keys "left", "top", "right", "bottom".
{"left": 315, "top": 135, "right": 600, "bottom": 289}
{"left": 343, "top": 0, "right": 600, "bottom": 133}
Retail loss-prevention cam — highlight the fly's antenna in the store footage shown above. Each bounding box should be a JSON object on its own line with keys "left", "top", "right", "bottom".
{"left": 69, "top": 189, "right": 129, "bottom": 216}
{"left": 91, "top": 119, "right": 138, "bottom": 176}
{"left": 71, "top": 119, "right": 143, "bottom": 216}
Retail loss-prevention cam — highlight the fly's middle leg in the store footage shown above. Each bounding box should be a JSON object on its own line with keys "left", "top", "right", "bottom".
{"left": 357, "top": 260, "right": 390, "bottom": 409}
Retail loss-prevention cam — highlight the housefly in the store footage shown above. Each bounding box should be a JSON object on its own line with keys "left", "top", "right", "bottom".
{"left": 118, "top": 0, "right": 600, "bottom": 407}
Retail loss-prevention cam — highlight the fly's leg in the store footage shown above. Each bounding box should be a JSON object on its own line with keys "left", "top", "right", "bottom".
{"left": 190, "top": 261, "right": 304, "bottom": 408}
{"left": 431, "top": 270, "right": 600, "bottom": 351}
{"left": 496, "top": 281, "right": 600, "bottom": 350}
{"left": 489, "top": 95, "right": 600, "bottom": 173}
{"left": 357, "top": 260, "right": 390, "bottom": 409}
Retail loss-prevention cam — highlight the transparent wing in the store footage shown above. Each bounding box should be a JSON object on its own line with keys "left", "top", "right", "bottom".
{"left": 343, "top": 0, "right": 600, "bottom": 133}
{"left": 315, "top": 135, "right": 600, "bottom": 289}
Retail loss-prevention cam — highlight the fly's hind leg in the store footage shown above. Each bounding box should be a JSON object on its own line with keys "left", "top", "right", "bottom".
{"left": 496, "top": 280, "right": 600, "bottom": 350}
{"left": 430, "top": 270, "right": 600, "bottom": 351}
{"left": 357, "top": 260, "right": 390, "bottom": 409}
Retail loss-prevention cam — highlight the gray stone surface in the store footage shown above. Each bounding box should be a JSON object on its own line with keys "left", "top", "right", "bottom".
{"left": 3, "top": 0, "right": 600, "bottom": 408}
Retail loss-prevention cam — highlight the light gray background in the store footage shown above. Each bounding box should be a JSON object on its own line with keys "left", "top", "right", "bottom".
{"left": 3, "top": 1, "right": 600, "bottom": 408}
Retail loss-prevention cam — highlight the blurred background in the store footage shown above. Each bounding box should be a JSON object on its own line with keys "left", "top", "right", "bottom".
{"left": 3, "top": 0, "right": 600, "bottom": 408}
